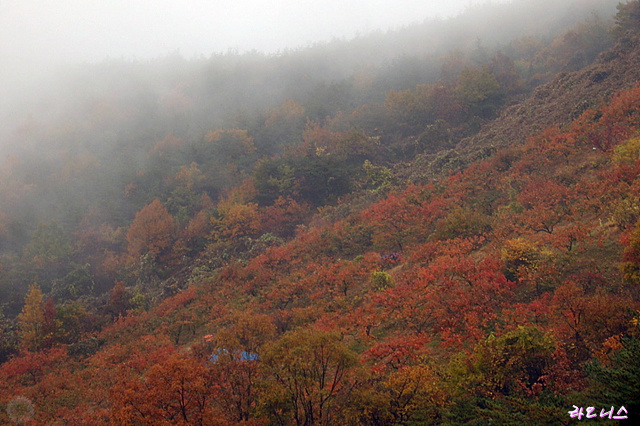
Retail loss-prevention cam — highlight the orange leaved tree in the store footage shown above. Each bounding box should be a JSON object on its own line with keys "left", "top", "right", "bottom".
{"left": 126, "top": 199, "right": 176, "bottom": 262}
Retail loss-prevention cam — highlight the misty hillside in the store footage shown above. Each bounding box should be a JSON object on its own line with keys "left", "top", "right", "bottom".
{"left": 404, "top": 16, "right": 640, "bottom": 182}
{"left": 1, "top": 0, "right": 640, "bottom": 424}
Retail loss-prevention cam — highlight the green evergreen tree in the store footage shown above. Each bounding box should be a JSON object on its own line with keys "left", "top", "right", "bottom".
{"left": 586, "top": 330, "right": 640, "bottom": 417}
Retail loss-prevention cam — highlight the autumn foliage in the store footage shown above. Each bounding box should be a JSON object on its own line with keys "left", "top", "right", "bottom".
{"left": 126, "top": 199, "right": 176, "bottom": 261}
{"left": 2, "top": 5, "right": 640, "bottom": 425}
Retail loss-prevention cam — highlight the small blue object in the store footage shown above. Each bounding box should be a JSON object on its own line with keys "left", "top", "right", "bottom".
{"left": 381, "top": 253, "right": 401, "bottom": 262}
{"left": 209, "top": 349, "right": 259, "bottom": 362}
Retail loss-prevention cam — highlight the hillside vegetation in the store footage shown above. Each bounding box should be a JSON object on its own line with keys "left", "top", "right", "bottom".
{"left": 1, "top": 1, "right": 640, "bottom": 424}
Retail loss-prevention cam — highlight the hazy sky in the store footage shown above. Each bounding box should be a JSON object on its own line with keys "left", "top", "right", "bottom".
{"left": 1, "top": 0, "right": 510, "bottom": 65}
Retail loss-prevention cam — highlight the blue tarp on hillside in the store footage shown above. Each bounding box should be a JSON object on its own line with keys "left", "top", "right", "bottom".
{"left": 209, "top": 349, "right": 259, "bottom": 362}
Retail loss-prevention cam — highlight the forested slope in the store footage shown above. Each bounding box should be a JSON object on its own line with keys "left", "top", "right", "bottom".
{"left": 1, "top": 1, "right": 640, "bottom": 424}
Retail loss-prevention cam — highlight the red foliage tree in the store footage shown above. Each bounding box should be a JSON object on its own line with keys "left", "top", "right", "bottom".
{"left": 126, "top": 199, "right": 176, "bottom": 261}
{"left": 111, "top": 353, "right": 215, "bottom": 425}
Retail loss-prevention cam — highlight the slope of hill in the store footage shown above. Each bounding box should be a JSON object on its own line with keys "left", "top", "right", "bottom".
{"left": 466, "top": 30, "right": 640, "bottom": 151}
{"left": 405, "top": 27, "right": 640, "bottom": 183}
{"left": 1, "top": 2, "right": 640, "bottom": 425}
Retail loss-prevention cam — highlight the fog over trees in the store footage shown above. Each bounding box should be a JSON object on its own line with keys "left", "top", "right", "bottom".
{"left": 0, "top": 0, "right": 623, "bottom": 308}
{"left": 2, "top": 0, "right": 640, "bottom": 424}
{"left": 0, "top": 0, "right": 619, "bottom": 147}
